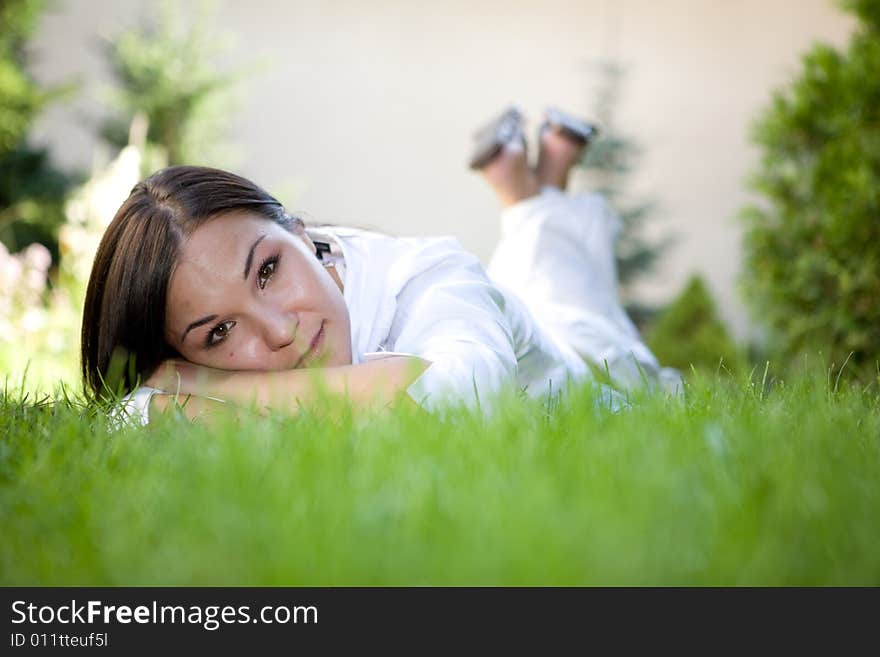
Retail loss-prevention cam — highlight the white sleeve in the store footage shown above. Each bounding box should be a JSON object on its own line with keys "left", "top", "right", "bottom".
{"left": 386, "top": 248, "right": 519, "bottom": 411}
{"left": 111, "top": 386, "right": 162, "bottom": 428}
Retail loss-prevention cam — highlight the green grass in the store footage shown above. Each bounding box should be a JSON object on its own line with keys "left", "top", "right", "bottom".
{"left": 1, "top": 368, "right": 878, "bottom": 586}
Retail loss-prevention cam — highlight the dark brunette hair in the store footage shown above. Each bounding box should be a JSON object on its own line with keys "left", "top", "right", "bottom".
{"left": 81, "top": 165, "right": 301, "bottom": 399}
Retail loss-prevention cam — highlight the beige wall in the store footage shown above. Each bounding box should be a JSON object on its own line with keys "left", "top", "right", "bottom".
{"left": 29, "top": 0, "right": 855, "bottom": 338}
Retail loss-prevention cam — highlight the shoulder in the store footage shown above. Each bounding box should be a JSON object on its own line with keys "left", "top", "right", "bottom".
{"left": 314, "top": 225, "right": 482, "bottom": 285}
{"left": 313, "top": 225, "right": 468, "bottom": 255}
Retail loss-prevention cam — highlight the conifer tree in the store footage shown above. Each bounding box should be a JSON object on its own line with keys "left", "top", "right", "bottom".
{"left": 577, "top": 60, "right": 672, "bottom": 324}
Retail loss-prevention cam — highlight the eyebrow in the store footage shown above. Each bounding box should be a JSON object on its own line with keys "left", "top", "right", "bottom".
{"left": 181, "top": 314, "right": 218, "bottom": 345}
{"left": 243, "top": 234, "right": 267, "bottom": 280}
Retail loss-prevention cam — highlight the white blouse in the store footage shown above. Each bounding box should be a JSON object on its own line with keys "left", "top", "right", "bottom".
{"left": 312, "top": 225, "right": 590, "bottom": 410}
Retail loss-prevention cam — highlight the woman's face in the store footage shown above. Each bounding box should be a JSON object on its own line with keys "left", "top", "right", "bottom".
{"left": 164, "top": 211, "right": 352, "bottom": 371}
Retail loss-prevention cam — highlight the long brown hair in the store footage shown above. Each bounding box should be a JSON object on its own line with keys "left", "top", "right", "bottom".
{"left": 81, "top": 165, "right": 300, "bottom": 399}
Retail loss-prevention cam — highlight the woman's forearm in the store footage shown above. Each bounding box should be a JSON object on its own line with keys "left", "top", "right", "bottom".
{"left": 149, "top": 355, "right": 431, "bottom": 414}
{"left": 221, "top": 356, "right": 429, "bottom": 410}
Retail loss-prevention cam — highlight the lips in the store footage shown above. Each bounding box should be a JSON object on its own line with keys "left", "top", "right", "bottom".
{"left": 294, "top": 320, "right": 325, "bottom": 368}
{"left": 309, "top": 320, "right": 325, "bottom": 353}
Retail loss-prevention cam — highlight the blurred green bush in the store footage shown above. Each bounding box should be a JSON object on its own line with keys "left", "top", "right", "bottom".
{"left": 0, "top": 0, "right": 76, "bottom": 258}
{"left": 646, "top": 275, "right": 743, "bottom": 375}
{"left": 741, "top": 0, "right": 880, "bottom": 380}
{"left": 100, "top": 0, "right": 245, "bottom": 173}
{"left": 1, "top": 0, "right": 244, "bottom": 393}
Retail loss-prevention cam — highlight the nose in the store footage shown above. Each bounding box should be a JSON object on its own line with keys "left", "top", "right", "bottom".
{"left": 261, "top": 309, "right": 298, "bottom": 351}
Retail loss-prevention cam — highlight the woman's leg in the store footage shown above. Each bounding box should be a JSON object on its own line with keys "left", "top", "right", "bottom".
{"left": 479, "top": 138, "right": 540, "bottom": 208}
{"left": 484, "top": 139, "right": 678, "bottom": 391}
{"left": 534, "top": 124, "right": 586, "bottom": 192}
{"left": 481, "top": 122, "right": 620, "bottom": 323}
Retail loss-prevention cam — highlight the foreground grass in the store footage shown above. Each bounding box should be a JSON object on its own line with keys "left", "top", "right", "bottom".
{"left": 1, "top": 370, "right": 878, "bottom": 585}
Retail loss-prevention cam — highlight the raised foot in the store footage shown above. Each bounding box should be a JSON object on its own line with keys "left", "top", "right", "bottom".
{"left": 480, "top": 139, "right": 540, "bottom": 208}
{"left": 535, "top": 108, "right": 598, "bottom": 191}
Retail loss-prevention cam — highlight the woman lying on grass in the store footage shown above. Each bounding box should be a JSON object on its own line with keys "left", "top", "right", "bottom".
{"left": 81, "top": 106, "right": 681, "bottom": 424}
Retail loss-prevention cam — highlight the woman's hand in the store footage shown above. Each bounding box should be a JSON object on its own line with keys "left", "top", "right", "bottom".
{"left": 145, "top": 359, "right": 220, "bottom": 396}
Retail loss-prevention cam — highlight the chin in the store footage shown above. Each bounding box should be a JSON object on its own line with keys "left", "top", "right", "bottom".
{"left": 315, "top": 345, "right": 351, "bottom": 368}
{"left": 324, "top": 328, "right": 353, "bottom": 366}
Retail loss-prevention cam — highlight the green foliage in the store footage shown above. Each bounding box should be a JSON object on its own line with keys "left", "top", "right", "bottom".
{"left": 647, "top": 275, "right": 743, "bottom": 374}
{"left": 2, "top": 1, "right": 252, "bottom": 391}
{"left": 0, "top": 0, "right": 76, "bottom": 254}
{"left": 578, "top": 60, "right": 673, "bottom": 313}
{"left": 100, "top": 0, "right": 244, "bottom": 170}
{"left": 0, "top": 145, "right": 72, "bottom": 257}
{"left": 0, "top": 136, "right": 143, "bottom": 394}
{"left": 741, "top": 0, "right": 880, "bottom": 379}
{"left": 842, "top": 0, "right": 880, "bottom": 28}
{"left": 1, "top": 372, "right": 879, "bottom": 585}
{"left": 0, "top": 0, "right": 48, "bottom": 152}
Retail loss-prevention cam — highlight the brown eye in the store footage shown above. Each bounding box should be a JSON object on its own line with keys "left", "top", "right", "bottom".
{"left": 258, "top": 256, "right": 278, "bottom": 290}
{"left": 207, "top": 320, "right": 236, "bottom": 347}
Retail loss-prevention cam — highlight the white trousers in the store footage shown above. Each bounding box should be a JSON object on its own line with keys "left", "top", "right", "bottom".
{"left": 487, "top": 186, "right": 681, "bottom": 392}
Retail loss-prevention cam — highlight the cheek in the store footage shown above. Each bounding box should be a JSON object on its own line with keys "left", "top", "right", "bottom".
{"left": 178, "top": 336, "right": 267, "bottom": 370}
{"left": 284, "top": 269, "right": 326, "bottom": 308}
{"left": 280, "top": 257, "right": 339, "bottom": 309}
{"left": 327, "top": 318, "right": 352, "bottom": 365}
{"left": 222, "top": 336, "right": 273, "bottom": 369}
